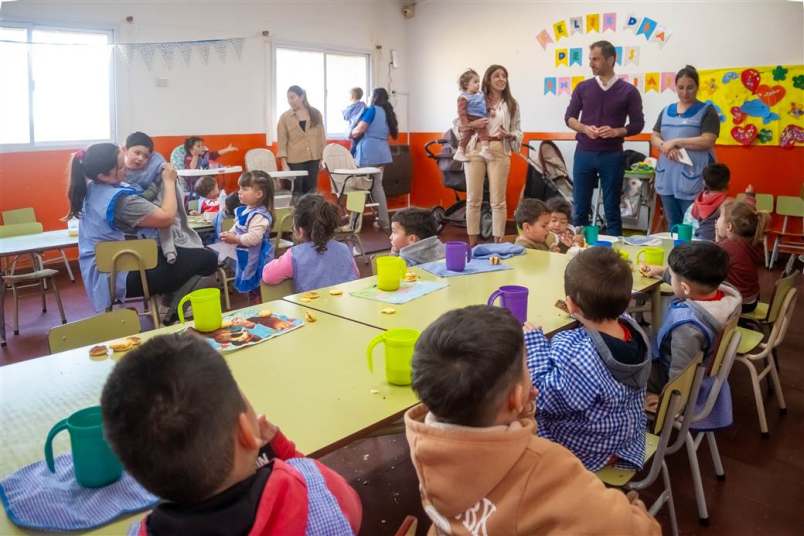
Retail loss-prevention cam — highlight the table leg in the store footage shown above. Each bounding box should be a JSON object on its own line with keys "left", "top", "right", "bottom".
{"left": 650, "top": 283, "right": 663, "bottom": 339}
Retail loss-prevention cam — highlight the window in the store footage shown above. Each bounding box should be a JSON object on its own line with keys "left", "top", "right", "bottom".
{"left": 274, "top": 46, "right": 370, "bottom": 138}
{"left": 0, "top": 25, "right": 113, "bottom": 148}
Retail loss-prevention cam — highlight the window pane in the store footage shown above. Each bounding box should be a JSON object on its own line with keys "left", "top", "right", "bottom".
{"left": 275, "top": 48, "right": 324, "bottom": 133}
{"left": 325, "top": 54, "right": 368, "bottom": 137}
{"left": 31, "top": 30, "right": 111, "bottom": 142}
{"left": 0, "top": 28, "right": 30, "bottom": 144}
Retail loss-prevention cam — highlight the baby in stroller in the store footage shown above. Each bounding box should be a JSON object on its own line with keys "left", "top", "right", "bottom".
{"left": 454, "top": 69, "right": 492, "bottom": 162}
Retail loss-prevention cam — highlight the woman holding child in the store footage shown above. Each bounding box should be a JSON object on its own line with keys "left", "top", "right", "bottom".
{"left": 651, "top": 65, "right": 721, "bottom": 228}
{"left": 462, "top": 65, "right": 522, "bottom": 245}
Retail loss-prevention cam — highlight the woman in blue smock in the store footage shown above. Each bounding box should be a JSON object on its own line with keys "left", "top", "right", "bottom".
{"left": 651, "top": 65, "right": 721, "bottom": 227}
{"left": 66, "top": 143, "right": 218, "bottom": 319}
{"left": 351, "top": 88, "right": 399, "bottom": 231}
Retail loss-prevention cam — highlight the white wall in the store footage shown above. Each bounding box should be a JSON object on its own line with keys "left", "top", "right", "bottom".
{"left": 406, "top": 0, "right": 804, "bottom": 132}
{"left": 1, "top": 0, "right": 409, "bottom": 141}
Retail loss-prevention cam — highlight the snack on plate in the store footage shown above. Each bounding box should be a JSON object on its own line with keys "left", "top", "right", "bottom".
{"left": 304, "top": 311, "right": 317, "bottom": 323}
{"left": 258, "top": 309, "right": 273, "bottom": 317}
{"left": 110, "top": 340, "right": 133, "bottom": 352}
{"left": 126, "top": 336, "right": 142, "bottom": 347}
{"left": 328, "top": 289, "right": 343, "bottom": 296}
{"left": 403, "top": 272, "right": 418, "bottom": 282}
{"left": 381, "top": 307, "right": 396, "bottom": 315}
{"left": 489, "top": 255, "right": 501, "bottom": 265}
{"left": 89, "top": 345, "right": 108, "bottom": 358}
{"left": 554, "top": 299, "right": 570, "bottom": 313}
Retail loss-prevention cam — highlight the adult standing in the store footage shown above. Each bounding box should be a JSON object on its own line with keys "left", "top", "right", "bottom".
{"left": 277, "top": 85, "right": 327, "bottom": 202}
{"left": 463, "top": 64, "right": 522, "bottom": 245}
{"left": 351, "top": 87, "right": 399, "bottom": 231}
{"left": 651, "top": 65, "right": 720, "bottom": 227}
{"left": 565, "top": 41, "right": 644, "bottom": 236}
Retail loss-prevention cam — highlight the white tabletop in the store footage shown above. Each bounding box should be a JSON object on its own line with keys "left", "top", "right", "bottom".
{"left": 0, "top": 229, "right": 77, "bottom": 257}
{"left": 331, "top": 167, "right": 382, "bottom": 175}
{"left": 176, "top": 166, "right": 243, "bottom": 177}
{"left": 268, "top": 170, "right": 308, "bottom": 178}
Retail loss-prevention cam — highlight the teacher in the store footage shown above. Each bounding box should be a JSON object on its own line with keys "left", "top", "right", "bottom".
{"left": 651, "top": 65, "right": 720, "bottom": 228}
{"left": 277, "top": 85, "right": 327, "bottom": 202}
{"left": 463, "top": 64, "right": 522, "bottom": 245}
{"left": 351, "top": 87, "right": 399, "bottom": 232}
{"left": 565, "top": 41, "right": 644, "bottom": 236}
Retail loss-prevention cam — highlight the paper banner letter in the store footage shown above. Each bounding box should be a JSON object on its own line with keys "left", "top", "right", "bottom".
{"left": 571, "top": 76, "right": 585, "bottom": 91}
{"left": 602, "top": 12, "right": 617, "bottom": 32}
{"left": 650, "top": 25, "right": 671, "bottom": 48}
{"left": 536, "top": 29, "right": 553, "bottom": 50}
{"left": 615, "top": 46, "right": 623, "bottom": 66}
{"left": 636, "top": 17, "right": 657, "bottom": 40}
{"left": 544, "top": 77, "right": 557, "bottom": 95}
{"left": 624, "top": 46, "right": 640, "bottom": 66}
{"left": 645, "top": 72, "right": 660, "bottom": 93}
{"left": 661, "top": 72, "right": 675, "bottom": 92}
{"left": 558, "top": 77, "right": 571, "bottom": 95}
{"left": 553, "top": 20, "right": 569, "bottom": 41}
{"left": 555, "top": 48, "right": 569, "bottom": 67}
{"left": 623, "top": 13, "right": 639, "bottom": 32}
{"left": 585, "top": 14, "right": 600, "bottom": 33}
{"left": 570, "top": 16, "right": 583, "bottom": 35}
{"left": 569, "top": 48, "right": 583, "bottom": 66}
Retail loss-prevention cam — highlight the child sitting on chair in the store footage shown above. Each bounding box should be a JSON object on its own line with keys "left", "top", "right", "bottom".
{"left": 453, "top": 69, "right": 492, "bottom": 162}
{"left": 716, "top": 200, "right": 768, "bottom": 313}
{"left": 405, "top": 305, "right": 660, "bottom": 535}
{"left": 546, "top": 196, "right": 578, "bottom": 253}
{"left": 390, "top": 208, "right": 445, "bottom": 266}
{"left": 182, "top": 136, "right": 238, "bottom": 171}
{"left": 683, "top": 163, "right": 731, "bottom": 241}
{"left": 101, "top": 333, "right": 362, "bottom": 536}
{"left": 219, "top": 171, "right": 274, "bottom": 294}
{"left": 525, "top": 248, "right": 651, "bottom": 471}
{"left": 194, "top": 176, "right": 226, "bottom": 215}
{"left": 514, "top": 198, "right": 557, "bottom": 251}
{"left": 262, "top": 194, "right": 359, "bottom": 293}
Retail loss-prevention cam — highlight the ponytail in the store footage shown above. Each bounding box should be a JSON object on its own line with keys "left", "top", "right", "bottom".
{"left": 66, "top": 153, "right": 89, "bottom": 220}
{"left": 293, "top": 194, "right": 339, "bottom": 253}
{"left": 65, "top": 142, "right": 121, "bottom": 220}
{"left": 724, "top": 200, "right": 766, "bottom": 245}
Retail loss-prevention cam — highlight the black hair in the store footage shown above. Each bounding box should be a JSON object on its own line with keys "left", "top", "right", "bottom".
{"left": 287, "top": 85, "right": 323, "bottom": 128}
{"left": 546, "top": 197, "right": 572, "bottom": 220}
{"left": 565, "top": 247, "right": 633, "bottom": 322}
{"left": 101, "top": 334, "right": 246, "bottom": 504}
{"left": 391, "top": 208, "right": 438, "bottom": 240}
{"left": 293, "top": 194, "right": 340, "bottom": 253}
{"left": 194, "top": 176, "right": 219, "bottom": 198}
{"left": 668, "top": 241, "right": 729, "bottom": 290}
{"left": 183, "top": 136, "right": 204, "bottom": 155}
{"left": 590, "top": 40, "right": 617, "bottom": 61}
{"left": 351, "top": 87, "right": 364, "bottom": 100}
{"left": 224, "top": 191, "right": 243, "bottom": 216}
{"left": 675, "top": 65, "right": 699, "bottom": 87}
{"left": 238, "top": 170, "right": 274, "bottom": 215}
{"left": 125, "top": 131, "right": 154, "bottom": 151}
{"left": 371, "top": 88, "right": 399, "bottom": 139}
{"left": 412, "top": 305, "right": 524, "bottom": 427}
{"left": 514, "top": 198, "right": 549, "bottom": 228}
{"left": 458, "top": 69, "right": 479, "bottom": 91}
{"left": 65, "top": 142, "right": 120, "bottom": 220}
{"left": 703, "top": 163, "right": 730, "bottom": 191}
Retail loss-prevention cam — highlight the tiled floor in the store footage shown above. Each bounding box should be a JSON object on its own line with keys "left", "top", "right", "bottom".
{"left": 2, "top": 223, "right": 802, "bottom": 535}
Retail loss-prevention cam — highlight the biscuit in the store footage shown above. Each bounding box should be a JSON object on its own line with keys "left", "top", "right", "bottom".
{"left": 302, "top": 292, "right": 320, "bottom": 300}
{"left": 89, "top": 345, "right": 108, "bottom": 357}
{"left": 554, "top": 299, "right": 569, "bottom": 313}
{"left": 304, "top": 311, "right": 317, "bottom": 323}
{"left": 110, "top": 340, "right": 132, "bottom": 352}
{"left": 328, "top": 289, "right": 343, "bottom": 296}
{"left": 126, "top": 336, "right": 142, "bottom": 347}
{"left": 489, "top": 256, "right": 501, "bottom": 265}
{"left": 258, "top": 309, "right": 272, "bottom": 317}
{"left": 381, "top": 307, "right": 396, "bottom": 315}
{"left": 403, "top": 272, "right": 418, "bottom": 282}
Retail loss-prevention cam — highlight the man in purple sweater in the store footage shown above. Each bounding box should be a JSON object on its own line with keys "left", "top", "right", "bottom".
{"left": 565, "top": 41, "right": 644, "bottom": 236}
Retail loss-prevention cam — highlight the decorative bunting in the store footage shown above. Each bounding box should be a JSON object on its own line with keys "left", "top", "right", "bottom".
{"left": 158, "top": 43, "right": 175, "bottom": 70}
{"left": 645, "top": 72, "right": 660, "bottom": 93}
{"left": 624, "top": 46, "right": 640, "bottom": 66}
{"left": 585, "top": 13, "right": 600, "bottom": 33}
{"left": 553, "top": 20, "right": 569, "bottom": 41}
{"left": 213, "top": 40, "right": 228, "bottom": 63}
{"left": 137, "top": 44, "right": 156, "bottom": 71}
{"left": 569, "top": 48, "right": 583, "bottom": 67}
{"left": 650, "top": 26, "right": 671, "bottom": 48}
{"left": 623, "top": 13, "right": 640, "bottom": 32}
{"left": 571, "top": 76, "right": 586, "bottom": 91}
{"left": 197, "top": 42, "right": 210, "bottom": 65}
{"left": 558, "top": 77, "right": 571, "bottom": 95}
{"left": 179, "top": 42, "right": 193, "bottom": 66}
{"left": 544, "top": 72, "right": 684, "bottom": 97}
{"left": 544, "top": 77, "right": 557, "bottom": 95}
{"left": 555, "top": 48, "right": 569, "bottom": 67}
{"left": 661, "top": 72, "right": 676, "bottom": 92}
{"left": 230, "top": 38, "right": 244, "bottom": 60}
{"left": 569, "top": 16, "right": 583, "bottom": 35}
{"left": 636, "top": 17, "right": 658, "bottom": 40}
{"left": 602, "top": 13, "right": 617, "bottom": 32}
{"left": 536, "top": 29, "right": 554, "bottom": 50}
{"left": 615, "top": 46, "right": 623, "bottom": 66}
{"left": 116, "top": 44, "right": 133, "bottom": 63}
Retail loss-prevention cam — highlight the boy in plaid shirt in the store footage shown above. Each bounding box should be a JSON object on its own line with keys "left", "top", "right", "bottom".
{"left": 525, "top": 247, "right": 651, "bottom": 471}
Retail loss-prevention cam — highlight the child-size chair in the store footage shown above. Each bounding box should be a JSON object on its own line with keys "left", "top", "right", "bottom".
{"left": 2, "top": 207, "right": 75, "bottom": 282}
{"left": 335, "top": 191, "right": 368, "bottom": 263}
{"left": 95, "top": 239, "right": 161, "bottom": 329}
{"left": 768, "top": 195, "right": 803, "bottom": 269}
{"left": 48, "top": 308, "right": 141, "bottom": 354}
{"left": 322, "top": 143, "right": 378, "bottom": 203}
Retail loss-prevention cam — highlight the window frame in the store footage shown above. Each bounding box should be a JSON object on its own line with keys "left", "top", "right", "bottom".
{"left": 271, "top": 41, "right": 372, "bottom": 140}
{"left": 0, "top": 21, "right": 117, "bottom": 153}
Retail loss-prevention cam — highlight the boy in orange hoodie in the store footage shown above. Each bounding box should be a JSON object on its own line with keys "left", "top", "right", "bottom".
{"left": 404, "top": 305, "right": 661, "bottom": 535}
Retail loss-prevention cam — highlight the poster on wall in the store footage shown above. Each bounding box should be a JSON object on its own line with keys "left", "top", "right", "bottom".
{"left": 698, "top": 65, "right": 804, "bottom": 148}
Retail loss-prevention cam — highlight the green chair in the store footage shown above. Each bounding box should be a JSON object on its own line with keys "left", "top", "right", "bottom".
{"left": 272, "top": 207, "right": 295, "bottom": 257}
{"left": 259, "top": 280, "right": 295, "bottom": 303}
{"left": 736, "top": 192, "right": 774, "bottom": 213}
{"left": 48, "top": 309, "right": 141, "bottom": 353}
{"left": 741, "top": 272, "right": 799, "bottom": 324}
{"left": 769, "top": 195, "right": 804, "bottom": 268}
{"left": 596, "top": 356, "right": 705, "bottom": 536}
{"left": 335, "top": 191, "right": 368, "bottom": 263}
{"left": 95, "top": 239, "right": 160, "bottom": 328}
{"left": 2, "top": 207, "right": 75, "bottom": 282}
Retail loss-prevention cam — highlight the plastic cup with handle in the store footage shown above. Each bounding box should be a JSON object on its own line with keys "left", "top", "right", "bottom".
{"left": 636, "top": 246, "right": 665, "bottom": 267}
{"left": 445, "top": 241, "right": 472, "bottom": 272}
{"left": 487, "top": 285, "right": 529, "bottom": 324}
{"left": 584, "top": 225, "right": 599, "bottom": 245}
{"left": 671, "top": 223, "right": 693, "bottom": 243}
{"left": 178, "top": 288, "right": 222, "bottom": 332}
{"left": 44, "top": 406, "right": 122, "bottom": 488}
{"left": 366, "top": 328, "right": 420, "bottom": 386}
{"left": 376, "top": 256, "right": 407, "bottom": 291}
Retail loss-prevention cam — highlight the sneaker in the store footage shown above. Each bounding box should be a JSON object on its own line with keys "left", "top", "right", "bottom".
{"left": 478, "top": 146, "right": 493, "bottom": 161}
{"left": 453, "top": 148, "right": 468, "bottom": 162}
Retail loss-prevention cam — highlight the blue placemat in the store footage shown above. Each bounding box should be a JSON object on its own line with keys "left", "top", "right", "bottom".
{"left": 471, "top": 243, "right": 525, "bottom": 259}
{"left": 0, "top": 454, "right": 157, "bottom": 532}
{"left": 351, "top": 280, "right": 448, "bottom": 304}
{"left": 419, "top": 259, "right": 512, "bottom": 277}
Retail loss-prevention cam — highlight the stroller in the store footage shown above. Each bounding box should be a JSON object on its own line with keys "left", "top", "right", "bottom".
{"left": 423, "top": 126, "right": 493, "bottom": 239}
{"left": 520, "top": 140, "right": 573, "bottom": 203}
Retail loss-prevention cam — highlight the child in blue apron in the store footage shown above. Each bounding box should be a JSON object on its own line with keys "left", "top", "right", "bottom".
{"left": 219, "top": 171, "right": 274, "bottom": 294}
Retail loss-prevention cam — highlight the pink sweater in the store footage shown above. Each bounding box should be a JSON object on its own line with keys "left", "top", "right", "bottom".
{"left": 262, "top": 247, "right": 360, "bottom": 285}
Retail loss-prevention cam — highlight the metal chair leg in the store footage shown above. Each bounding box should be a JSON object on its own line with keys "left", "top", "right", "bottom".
{"left": 59, "top": 249, "right": 76, "bottom": 282}
{"left": 40, "top": 277, "right": 48, "bottom": 313}
{"left": 13, "top": 283, "right": 20, "bottom": 336}
{"left": 705, "top": 432, "right": 725, "bottom": 479}
{"left": 685, "top": 432, "right": 709, "bottom": 524}
{"left": 218, "top": 267, "right": 231, "bottom": 310}
{"left": 768, "top": 353, "right": 787, "bottom": 413}
{"left": 50, "top": 276, "right": 67, "bottom": 324}
{"left": 661, "top": 461, "right": 680, "bottom": 536}
{"left": 739, "top": 358, "right": 770, "bottom": 436}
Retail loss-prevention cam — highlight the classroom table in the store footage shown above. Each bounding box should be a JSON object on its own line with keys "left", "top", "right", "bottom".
{"left": 187, "top": 214, "right": 214, "bottom": 232}
{"left": 0, "top": 229, "right": 77, "bottom": 258}
{"left": 284, "top": 250, "right": 662, "bottom": 336}
{"left": 0, "top": 300, "right": 416, "bottom": 535}
{"left": 175, "top": 166, "right": 243, "bottom": 177}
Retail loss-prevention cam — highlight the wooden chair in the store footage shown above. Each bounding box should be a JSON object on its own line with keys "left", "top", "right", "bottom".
{"left": 335, "top": 191, "right": 368, "bottom": 263}
{"left": 259, "top": 280, "right": 295, "bottom": 303}
{"left": 95, "top": 239, "right": 161, "bottom": 328}
{"left": 2, "top": 207, "right": 75, "bottom": 282}
{"left": 597, "top": 356, "right": 705, "bottom": 536}
{"left": 48, "top": 309, "right": 141, "bottom": 353}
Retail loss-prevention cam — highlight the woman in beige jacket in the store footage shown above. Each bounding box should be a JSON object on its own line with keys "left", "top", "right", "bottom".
{"left": 277, "top": 85, "right": 327, "bottom": 202}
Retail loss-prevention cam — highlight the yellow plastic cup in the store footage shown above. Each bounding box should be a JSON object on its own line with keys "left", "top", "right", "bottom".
{"left": 178, "top": 288, "right": 222, "bottom": 332}
{"left": 376, "top": 256, "right": 407, "bottom": 292}
{"left": 367, "top": 328, "right": 420, "bottom": 386}
{"left": 636, "top": 246, "right": 665, "bottom": 267}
